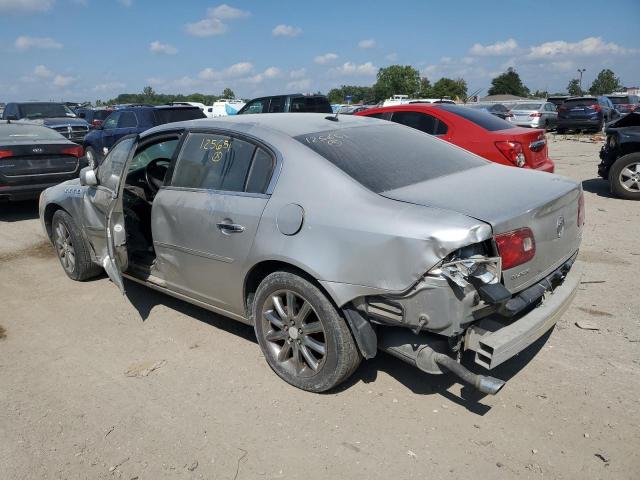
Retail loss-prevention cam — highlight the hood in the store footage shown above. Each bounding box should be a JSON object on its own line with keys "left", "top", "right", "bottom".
{"left": 381, "top": 163, "right": 578, "bottom": 232}
{"left": 605, "top": 112, "right": 640, "bottom": 131}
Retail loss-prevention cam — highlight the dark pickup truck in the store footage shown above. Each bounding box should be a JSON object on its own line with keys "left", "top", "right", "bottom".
{"left": 2, "top": 102, "right": 90, "bottom": 144}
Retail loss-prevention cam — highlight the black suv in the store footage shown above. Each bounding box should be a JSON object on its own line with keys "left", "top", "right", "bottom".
{"left": 599, "top": 112, "right": 640, "bottom": 200}
{"left": 557, "top": 96, "right": 620, "bottom": 133}
{"left": 2, "top": 102, "right": 90, "bottom": 143}
{"left": 238, "top": 94, "right": 332, "bottom": 114}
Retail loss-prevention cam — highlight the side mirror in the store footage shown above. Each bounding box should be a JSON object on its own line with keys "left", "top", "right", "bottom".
{"left": 79, "top": 166, "right": 98, "bottom": 186}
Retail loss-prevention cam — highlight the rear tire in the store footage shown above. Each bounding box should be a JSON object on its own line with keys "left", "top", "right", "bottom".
{"left": 609, "top": 153, "right": 640, "bottom": 200}
{"left": 52, "top": 210, "right": 101, "bottom": 280}
{"left": 253, "top": 271, "right": 361, "bottom": 392}
{"left": 557, "top": 127, "right": 567, "bottom": 134}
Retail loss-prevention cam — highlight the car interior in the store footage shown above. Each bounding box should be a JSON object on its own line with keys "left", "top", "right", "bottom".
{"left": 120, "top": 135, "right": 180, "bottom": 269}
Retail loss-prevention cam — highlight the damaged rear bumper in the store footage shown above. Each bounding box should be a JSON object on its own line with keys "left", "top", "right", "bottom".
{"left": 464, "top": 261, "right": 581, "bottom": 369}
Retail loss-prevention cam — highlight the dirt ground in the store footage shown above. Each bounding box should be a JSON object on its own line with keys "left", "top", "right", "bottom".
{"left": 1, "top": 136, "right": 639, "bottom": 480}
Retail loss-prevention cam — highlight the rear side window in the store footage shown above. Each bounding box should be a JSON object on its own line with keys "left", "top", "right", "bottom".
{"left": 246, "top": 148, "right": 275, "bottom": 193}
{"left": 295, "top": 124, "right": 485, "bottom": 193}
{"left": 171, "top": 133, "right": 257, "bottom": 192}
{"left": 390, "top": 111, "right": 447, "bottom": 135}
{"left": 118, "top": 111, "right": 138, "bottom": 128}
{"left": 154, "top": 108, "right": 206, "bottom": 125}
{"left": 438, "top": 105, "right": 512, "bottom": 131}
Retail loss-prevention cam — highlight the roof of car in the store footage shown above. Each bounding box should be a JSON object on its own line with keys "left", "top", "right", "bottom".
{"left": 143, "top": 112, "right": 385, "bottom": 139}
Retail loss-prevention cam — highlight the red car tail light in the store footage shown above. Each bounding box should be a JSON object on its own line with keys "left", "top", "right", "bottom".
{"left": 91, "top": 119, "right": 103, "bottom": 127}
{"left": 0, "top": 150, "right": 13, "bottom": 159}
{"left": 577, "top": 191, "right": 585, "bottom": 227}
{"left": 495, "top": 141, "right": 526, "bottom": 167}
{"left": 62, "top": 146, "right": 84, "bottom": 158}
{"left": 495, "top": 228, "right": 536, "bottom": 270}
{"left": 592, "top": 104, "right": 602, "bottom": 112}
{"left": 529, "top": 112, "right": 542, "bottom": 117}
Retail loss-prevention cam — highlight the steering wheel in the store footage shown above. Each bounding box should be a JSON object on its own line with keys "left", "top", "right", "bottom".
{"left": 145, "top": 158, "right": 171, "bottom": 195}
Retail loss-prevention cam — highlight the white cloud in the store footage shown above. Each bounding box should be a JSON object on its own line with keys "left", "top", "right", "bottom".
{"left": 263, "top": 66, "right": 281, "bottom": 78}
{"left": 469, "top": 38, "right": 518, "bottom": 56}
{"left": 93, "top": 81, "right": 126, "bottom": 92}
{"left": 289, "top": 68, "right": 306, "bottom": 78}
{"left": 52, "top": 74, "right": 75, "bottom": 88}
{"left": 527, "top": 36, "right": 634, "bottom": 59}
{"left": 198, "top": 62, "right": 254, "bottom": 81}
{"left": 287, "top": 78, "right": 311, "bottom": 91}
{"left": 385, "top": 52, "right": 398, "bottom": 61}
{"left": 149, "top": 40, "right": 177, "bottom": 55}
{"left": 117, "top": 0, "right": 132, "bottom": 6}
{"left": 208, "top": 3, "right": 249, "bottom": 19}
{"left": 34, "top": 64, "right": 53, "bottom": 78}
{"left": 330, "top": 61, "right": 377, "bottom": 76}
{"left": 186, "top": 4, "right": 250, "bottom": 37}
{"left": 244, "top": 66, "right": 281, "bottom": 84}
{"left": 15, "top": 35, "right": 63, "bottom": 50}
{"left": 0, "top": 0, "right": 53, "bottom": 14}
{"left": 314, "top": 52, "right": 338, "bottom": 64}
{"left": 358, "top": 39, "right": 376, "bottom": 49}
{"left": 272, "top": 24, "right": 302, "bottom": 37}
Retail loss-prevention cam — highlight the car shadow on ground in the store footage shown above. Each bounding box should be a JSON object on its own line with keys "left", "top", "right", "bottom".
{"left": 0, "top": 199, "right": 40, "bottom": 222}
{"left": 582, "top": 178, "right": 616, "bottom": 198}
{"left": 122, "top": 277, "right": 550, "bottom": 414}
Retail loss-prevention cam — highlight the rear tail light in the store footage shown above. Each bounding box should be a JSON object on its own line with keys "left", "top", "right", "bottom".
{"left": 0, "top": 150, "right": 13, "bottom": 159}
{"left": 62, "top": 146, "right": 84, "bottom": 158}
{"left": 495, "top": 141, "right": 526, "bottom": 167}
{"left": 91, "top": 119, "right": 103, "bottom": 127}
{"left": 577, "top": 191, "right": 585, "bottom": 227}
{"left": 495, "top": 228, "right": 536, "bottom": 270}
{"left": 592, "top": 104, "right": 601, "bottom": 112}
{"left": 529, "top": 112, "right": 542, "bottom": 117}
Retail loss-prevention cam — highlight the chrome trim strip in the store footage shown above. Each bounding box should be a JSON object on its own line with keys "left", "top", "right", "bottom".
{"left": 153, "top": 241, "right": 234, "bottom": 263}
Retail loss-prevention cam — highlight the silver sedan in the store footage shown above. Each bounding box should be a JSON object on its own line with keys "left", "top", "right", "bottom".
{"left": 39, "top": 113, "right": 583, "bottom": 395}
{"left": 509, "top": 101, "right": 558, "bottom": 130}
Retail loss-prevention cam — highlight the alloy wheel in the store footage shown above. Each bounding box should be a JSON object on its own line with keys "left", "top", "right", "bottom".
{"left": 261, "top": 289, "right": 327, "bottom": 377}
{"left": 54, "top": 221, "right": 76, "bottom": 273}
{"left": 619, "top": 162, "right": 640, "bottom": 193}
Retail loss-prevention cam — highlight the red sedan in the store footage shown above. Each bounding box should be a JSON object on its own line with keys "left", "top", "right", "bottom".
{"left": 356, "top": 104, "right": 555, "bottom": 172}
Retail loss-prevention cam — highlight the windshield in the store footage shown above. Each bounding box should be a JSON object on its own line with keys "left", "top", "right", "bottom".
{"left": 0, "top": 123, "right": 65, "bottom": 142}
{"left": 18, "top": 103, "right": 76, "bottom": 119}
{"left": 437, "top": 105, "right": 513, "bottom": 131}
{"left": 295, "top": 123, "right": 486, "bottom": 194}
{"left": 512, "top": 103, "right": 542, "bottom": 110}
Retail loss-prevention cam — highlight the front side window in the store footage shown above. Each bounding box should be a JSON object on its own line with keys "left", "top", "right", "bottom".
{"left": 241, "top": 99, "right": 267, "bottom": 114}
{"left": 268, "top": 96, "right": 285, "bottom": 113}
{"left": 128, "top": 139, "right": 179, "bottom": 173}
{"left": 172, "top": 133, "right": 256, "bottom": 192}
{"left": 97, "top": 137, "right": 135, "bottom": 191}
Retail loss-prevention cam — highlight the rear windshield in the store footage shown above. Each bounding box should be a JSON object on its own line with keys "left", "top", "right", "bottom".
{"left": 0, "top": 123, "right": 65, "bottom": 142}
{"left": 18, "top": 103, "right": 76, "bottom": 119}
{"left": 608, "top": 96, "right": 630, "bottom": 104}
{"left": 294, "top": 123, "right": 486, "bottom": 193}
{"left": 93, "top": 110, "right": 113, "bottom": 120}
{"left": 437, "top": 105, "right": 512, "bottom": 131}
{"left": 154, "top": 107, "right": 206, "bottom": 124}
{"left": 513, "top": 103, "right": 542, "bottom": 110}
{"left": 564, "top": 98, "right": 598, "bottom": 107}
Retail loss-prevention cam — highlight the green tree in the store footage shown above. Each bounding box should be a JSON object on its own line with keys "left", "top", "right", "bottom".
{"left": 372, "top": 65, "right": 421, "bottom": 101}
{"left": 222, "top": 88, "right": 235, "bottom": 99}
{"left": 142, "top": 86, "right": 156, "bottom": 102}
{"left": 430, "top": 77, "right": 467, "bottom": 101}
{"left": 531, "top": 89, "right": 549, "bottom": 99}
{"left": 567, "top": 78, "right": 583, "bottom": 97}
{"left": 418, "top": 77, "right": 432, "bottom": 97}
{"left": 487, "top": 67, "right": 530, "bottom": 97}
{"left": 588, "top": 69, "right": 623, "bottom": 95}
{"left": 327, "top": 85, "right": 375, "bottom": 104}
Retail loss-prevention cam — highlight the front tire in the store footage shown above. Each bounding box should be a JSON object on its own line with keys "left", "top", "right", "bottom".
{"left": 253, "top": 272, "right": 361, "bottom": 392}
{"left": 52, "top": 210, "right": 101, "bottom": 280}
{"left": 609, "top": 153, "right": 640, "bottom": 200}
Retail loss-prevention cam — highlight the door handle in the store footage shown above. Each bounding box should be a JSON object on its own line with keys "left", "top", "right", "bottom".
{"left": 217, "top": 222, "right": 245, "bottom": 233}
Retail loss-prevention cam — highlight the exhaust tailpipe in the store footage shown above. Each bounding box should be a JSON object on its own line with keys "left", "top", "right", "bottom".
{"left": 430, "top": 352, "right": 505, "bottom": 395}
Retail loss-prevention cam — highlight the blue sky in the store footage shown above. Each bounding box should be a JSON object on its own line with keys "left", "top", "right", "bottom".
{"left": 1, "top": 0, "right": 638, "bottom": 102}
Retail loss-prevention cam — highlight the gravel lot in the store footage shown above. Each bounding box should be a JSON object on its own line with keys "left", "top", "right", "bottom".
{"left": 1, "top": 136, "right": 639, "bottom": 480}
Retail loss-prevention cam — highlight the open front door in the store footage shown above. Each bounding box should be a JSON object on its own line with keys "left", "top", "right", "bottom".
{"left": 99, "top": 135, "right": 139, "bottom": 293}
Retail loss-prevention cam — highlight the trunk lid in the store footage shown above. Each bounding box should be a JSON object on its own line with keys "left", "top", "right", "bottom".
{"left": 381, "top": 164, "right": 582, "bottom": 293}
{"left": 0, "top": 142, "right": 79, "bottom": 177}
{"left": 495, "top": 127, "right": 549, "bottom": 169}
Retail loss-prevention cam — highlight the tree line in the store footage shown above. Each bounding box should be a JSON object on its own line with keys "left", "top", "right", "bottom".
{"left": 96, "top": 66, "right": 625, "bottom": 107}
